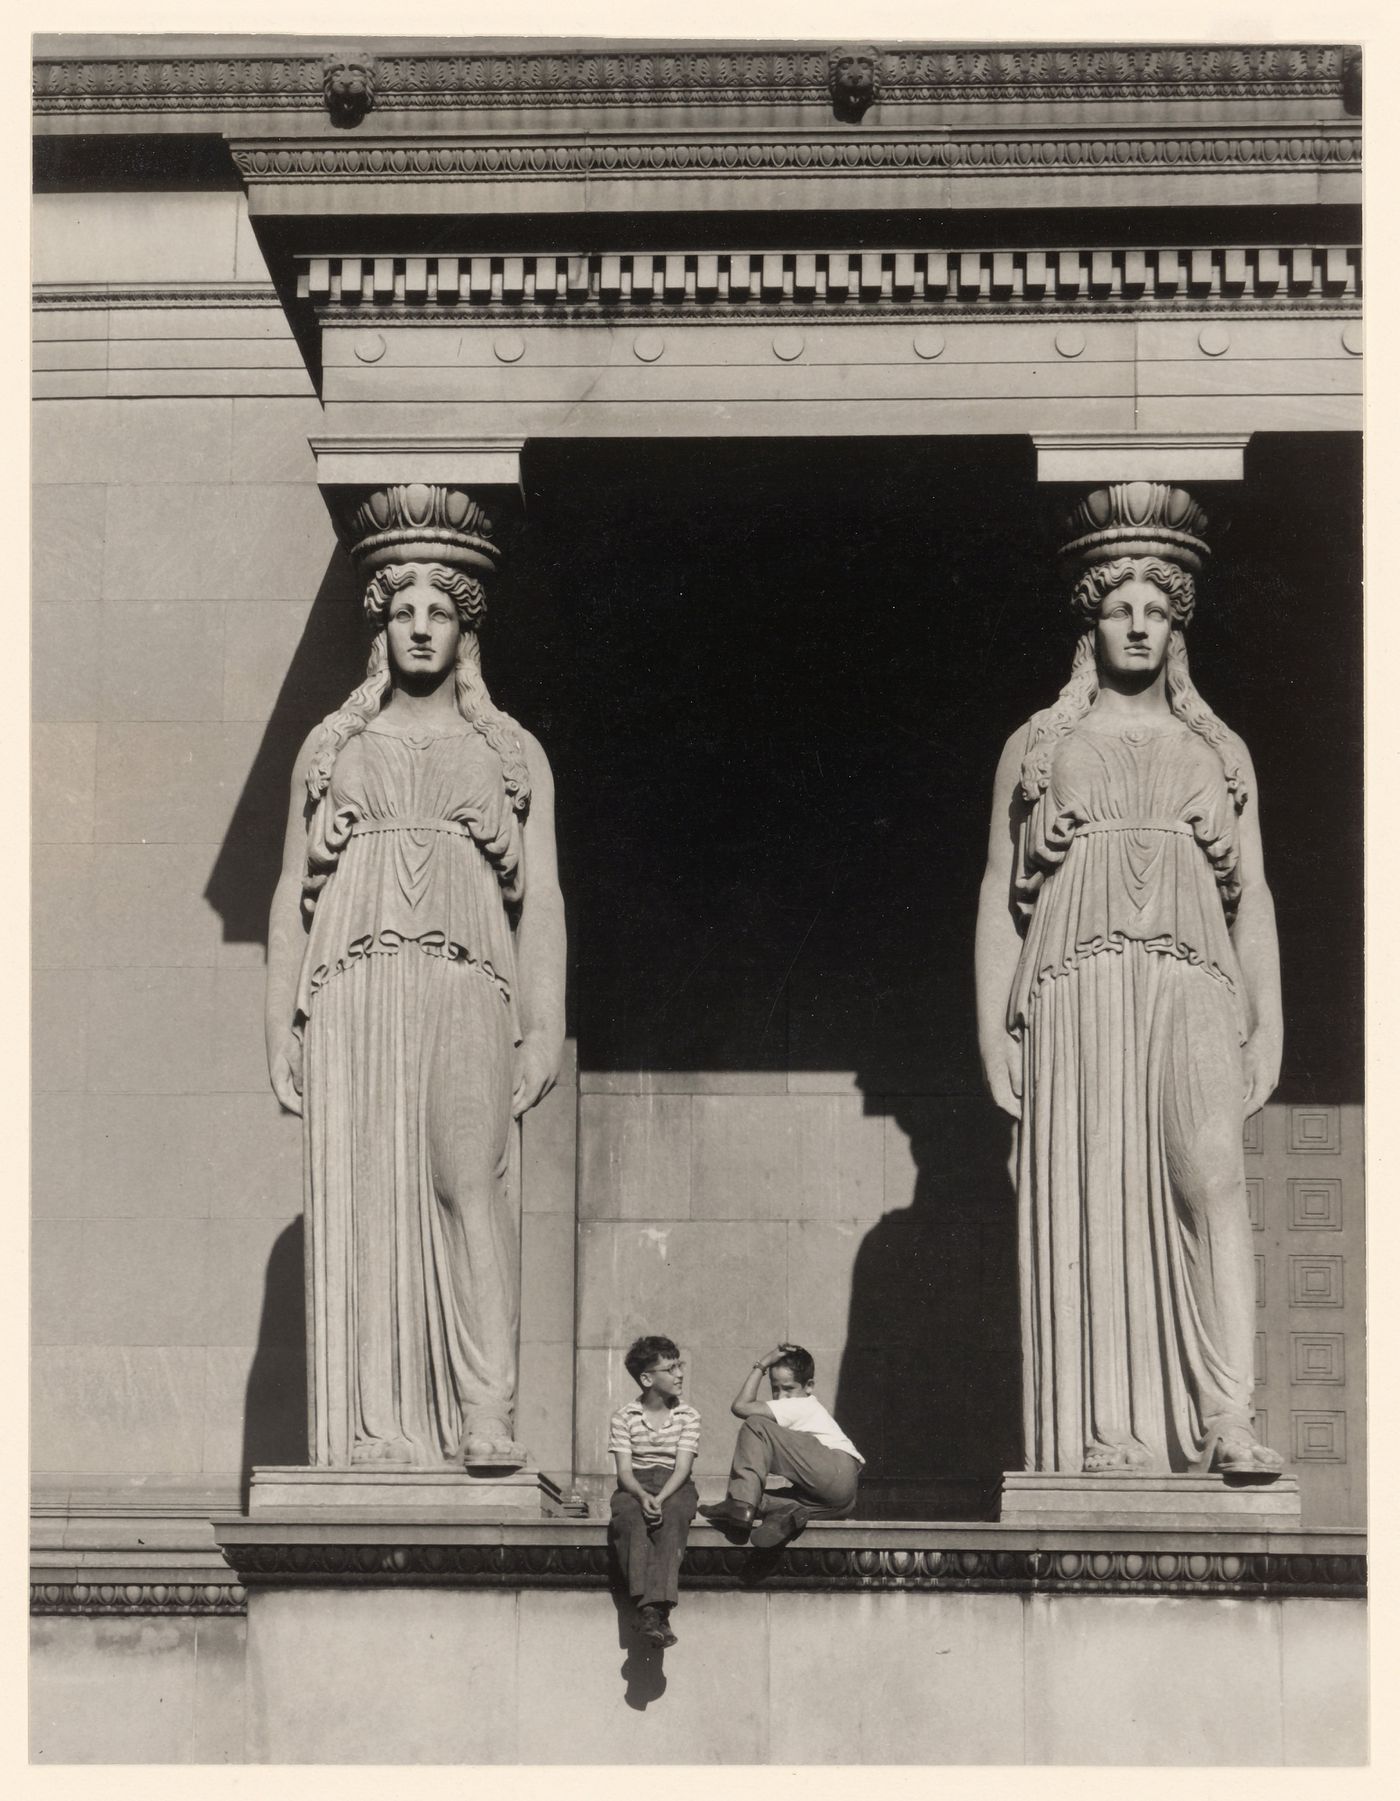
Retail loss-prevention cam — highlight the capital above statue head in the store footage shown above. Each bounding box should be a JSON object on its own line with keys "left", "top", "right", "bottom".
{"left": 338, "top": 483, "right": 503, "bottom": 580}
{"left": 1060, "top": 481, "right": 1211, "bottom": 577}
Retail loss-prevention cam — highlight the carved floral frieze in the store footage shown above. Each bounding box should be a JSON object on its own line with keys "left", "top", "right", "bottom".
{"left": 34, "top": 45, "right": 1350, "bottom": 114}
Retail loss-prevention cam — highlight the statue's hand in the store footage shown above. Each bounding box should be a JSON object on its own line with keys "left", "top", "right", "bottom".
{"left": 269, "top": 1028, "right": 304, "bottom": 1117}
{"left": 512, "top": 1035, "right": 559, "bottom": 1118}
{"left": 1242, "top": 1030, "right": 1281, "bottom": 1118}
{"left": 982, "top": 1033, "right": 1023, "bottom": 1120}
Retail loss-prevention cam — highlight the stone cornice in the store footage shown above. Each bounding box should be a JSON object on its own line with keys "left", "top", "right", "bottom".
{"left": 32, "top": 281, "right": 281, "bottom": 310}
{"left": 35, "top": 45, "right": 1351, "bottom": 117}
{"left": 33, "top": 1509, "right": 1367, "bottom": 1610}
{"left": 295, "top": 245, "right": 1361, "bottom": 318}
{"left": 232, "top": 127, "right": 1359, "bottom": 186}
{"left": 32, "top": 1543, "right": 1368, "bottom": 1612}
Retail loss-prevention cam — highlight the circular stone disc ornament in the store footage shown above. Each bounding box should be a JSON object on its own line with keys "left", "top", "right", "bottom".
{"left": 353, "top": 331, "right": 386, "bottom": 364}
{"left": 1341, "top": 321, "right": 1363, "bottom": 356}
{"left": 633, "top": 331, "right": 666, "bottom": 363}
{"left": 493, "top": 332, "right": 526, "bottom": 364}
{"left": 772, "top": 329, "right": 806, "bottom": 362}
{"left": 1055, "top": 327, "right": 1086, "bottom": 358}
{"left": 912, "top": 330, "right": 946, "bottom": 360}
{"left": 1198, "top": 324, "right": 1231, "bottom": 357}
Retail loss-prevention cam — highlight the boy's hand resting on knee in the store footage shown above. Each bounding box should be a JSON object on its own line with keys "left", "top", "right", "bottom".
{"left": 640, "top": 1492, "right": 663, "bottom": 1524}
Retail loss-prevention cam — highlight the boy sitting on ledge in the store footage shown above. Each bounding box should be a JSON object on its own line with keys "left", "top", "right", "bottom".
{"left": 607, "top": 1335, "right": 700, "bottom": 1649}
{"left": 699, "top": 1343, "right": 862, "bottom": 1549}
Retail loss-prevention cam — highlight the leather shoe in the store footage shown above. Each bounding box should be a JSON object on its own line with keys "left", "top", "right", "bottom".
{"left": 635, "top": 1603, "right": 668, "bottom": 1647}
{"left": 698, "top": 1497, "right": 756, "bottom": 1538}
{"left": 751, "top": 1504, "right": 811, "bottom": 1551}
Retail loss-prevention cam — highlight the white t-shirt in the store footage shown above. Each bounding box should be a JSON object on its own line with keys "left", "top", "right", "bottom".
{"left": 766, "top": 1395, "right": 863, "bottom": 1464}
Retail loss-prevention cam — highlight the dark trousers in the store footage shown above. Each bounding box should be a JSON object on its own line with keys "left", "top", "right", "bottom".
{"left": 608, "top": 1464, "right": 698, "bottom": 1608}
{"left": 727, "top": 1416, "right": 860, "bottom": 1515}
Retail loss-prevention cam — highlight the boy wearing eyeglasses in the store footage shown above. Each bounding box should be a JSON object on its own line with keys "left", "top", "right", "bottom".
{"left": 607, "top": 1335, "right": 700, "bottom": 1648}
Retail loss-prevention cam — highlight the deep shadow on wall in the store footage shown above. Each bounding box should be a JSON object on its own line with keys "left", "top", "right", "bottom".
{"left": 499, "top": 433, "right": 1362, "bottom": 1510}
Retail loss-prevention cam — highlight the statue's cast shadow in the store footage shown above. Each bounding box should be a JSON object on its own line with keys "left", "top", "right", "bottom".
{"left": 240, "top": 1216, "right": 308, "bottom": 1506}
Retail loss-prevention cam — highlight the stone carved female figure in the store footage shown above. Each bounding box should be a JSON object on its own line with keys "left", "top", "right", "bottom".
{"left": 975, "top": 485, "right": 1283, "bottom": 1477}
{"left": 264, "top": 486, "right": 565, "bottom": 1468}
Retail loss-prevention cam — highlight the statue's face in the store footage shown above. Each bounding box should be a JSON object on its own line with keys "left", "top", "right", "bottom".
{"left": 385, "top": 571, "right": 461, "bottom": 681}
{"left": 1094, "top": 576, "right": 1172, "bottom": 680}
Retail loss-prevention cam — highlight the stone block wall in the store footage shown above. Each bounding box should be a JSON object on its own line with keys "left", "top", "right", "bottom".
{"left": 30, "top": 187, "right": 578, "bottom": 1497}
{"left": 30, "top": 1585, "right": 1368, "bottom": 1765}
{"left": 32, "top": 190, "right": 331, "bottom": 1494}
{"left": 573, "top": 1081, "right": 1016, "bottom": 1506}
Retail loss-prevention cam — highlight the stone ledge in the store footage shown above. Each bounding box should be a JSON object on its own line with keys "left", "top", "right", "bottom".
{"left": 999, "top": 1471, "right": 1303, "bottom": 1531}
{"left": 209, "top": 1518, "right": 1365, "bottom": 1603}
{"left": 33, "top": 1522, "right": 1365, "bottom": 1611}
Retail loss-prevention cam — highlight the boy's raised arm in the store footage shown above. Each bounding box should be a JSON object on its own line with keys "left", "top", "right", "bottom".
{"left": 729, "top": 1347, "right": 787, "bottom": 1419}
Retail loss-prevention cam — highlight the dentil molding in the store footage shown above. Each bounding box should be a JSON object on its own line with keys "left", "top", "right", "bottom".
{"left": 295, "top": 246, "right": 1360, "bottom": 319}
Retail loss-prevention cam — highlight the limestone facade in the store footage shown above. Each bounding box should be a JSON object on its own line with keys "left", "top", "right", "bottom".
{"left": 31, "top": 31, "right": 1365, "bottom": 1764}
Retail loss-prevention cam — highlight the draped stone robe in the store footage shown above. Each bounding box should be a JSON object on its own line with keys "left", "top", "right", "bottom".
{"left": 296, "top": 723, "right": 525, "bottom": 1467}
{"left": 1010, "top": 716, "right": 1256, "bottom": 1474}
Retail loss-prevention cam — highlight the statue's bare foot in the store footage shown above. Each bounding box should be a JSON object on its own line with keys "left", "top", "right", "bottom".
{"left": 1212, "top": 1426, "right": 1284, "bottom": 1473}
{"left": 350, "top": 1435, "right": 415, "bottom": 1465}
{"left": 463, "top": 1418, "right": 525, "bottom": 1463}
{"left": 1083, "top": 1443, "right": 1130, "bottom": 1472}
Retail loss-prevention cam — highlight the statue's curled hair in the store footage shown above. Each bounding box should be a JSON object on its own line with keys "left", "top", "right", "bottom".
{"left": 300, "top": 562, "right": 531, "bottom": 917}
{"left": 1019, "top": 556, "right": 1248, "bottom": 811}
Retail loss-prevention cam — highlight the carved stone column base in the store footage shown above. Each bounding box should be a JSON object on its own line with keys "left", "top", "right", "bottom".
{"left": 999, "top": 1472, "right": 1302, "bottom": 1532}
{"left": 248, "top": 1465, "right": 565, "bottom": 1520}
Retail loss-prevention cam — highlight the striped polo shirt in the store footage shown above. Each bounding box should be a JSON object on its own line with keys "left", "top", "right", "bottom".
{"left": 608, "top": 1399, "right": 702, "bottom": 1472}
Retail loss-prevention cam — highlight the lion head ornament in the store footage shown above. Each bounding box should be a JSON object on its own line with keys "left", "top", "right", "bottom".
{"left": 322, "top": 53, "right": 377, "bottom": 129}
{"left": 828, "top": 46, "right": 881, "bottom": 122}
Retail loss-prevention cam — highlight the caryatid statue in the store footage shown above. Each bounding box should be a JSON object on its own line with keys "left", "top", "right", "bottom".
{"left": 975, "top": 483, "right": 1284, "bottom": 1477}
{"left": 265, "top": 483, "right": 566, "bottom": 1469}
